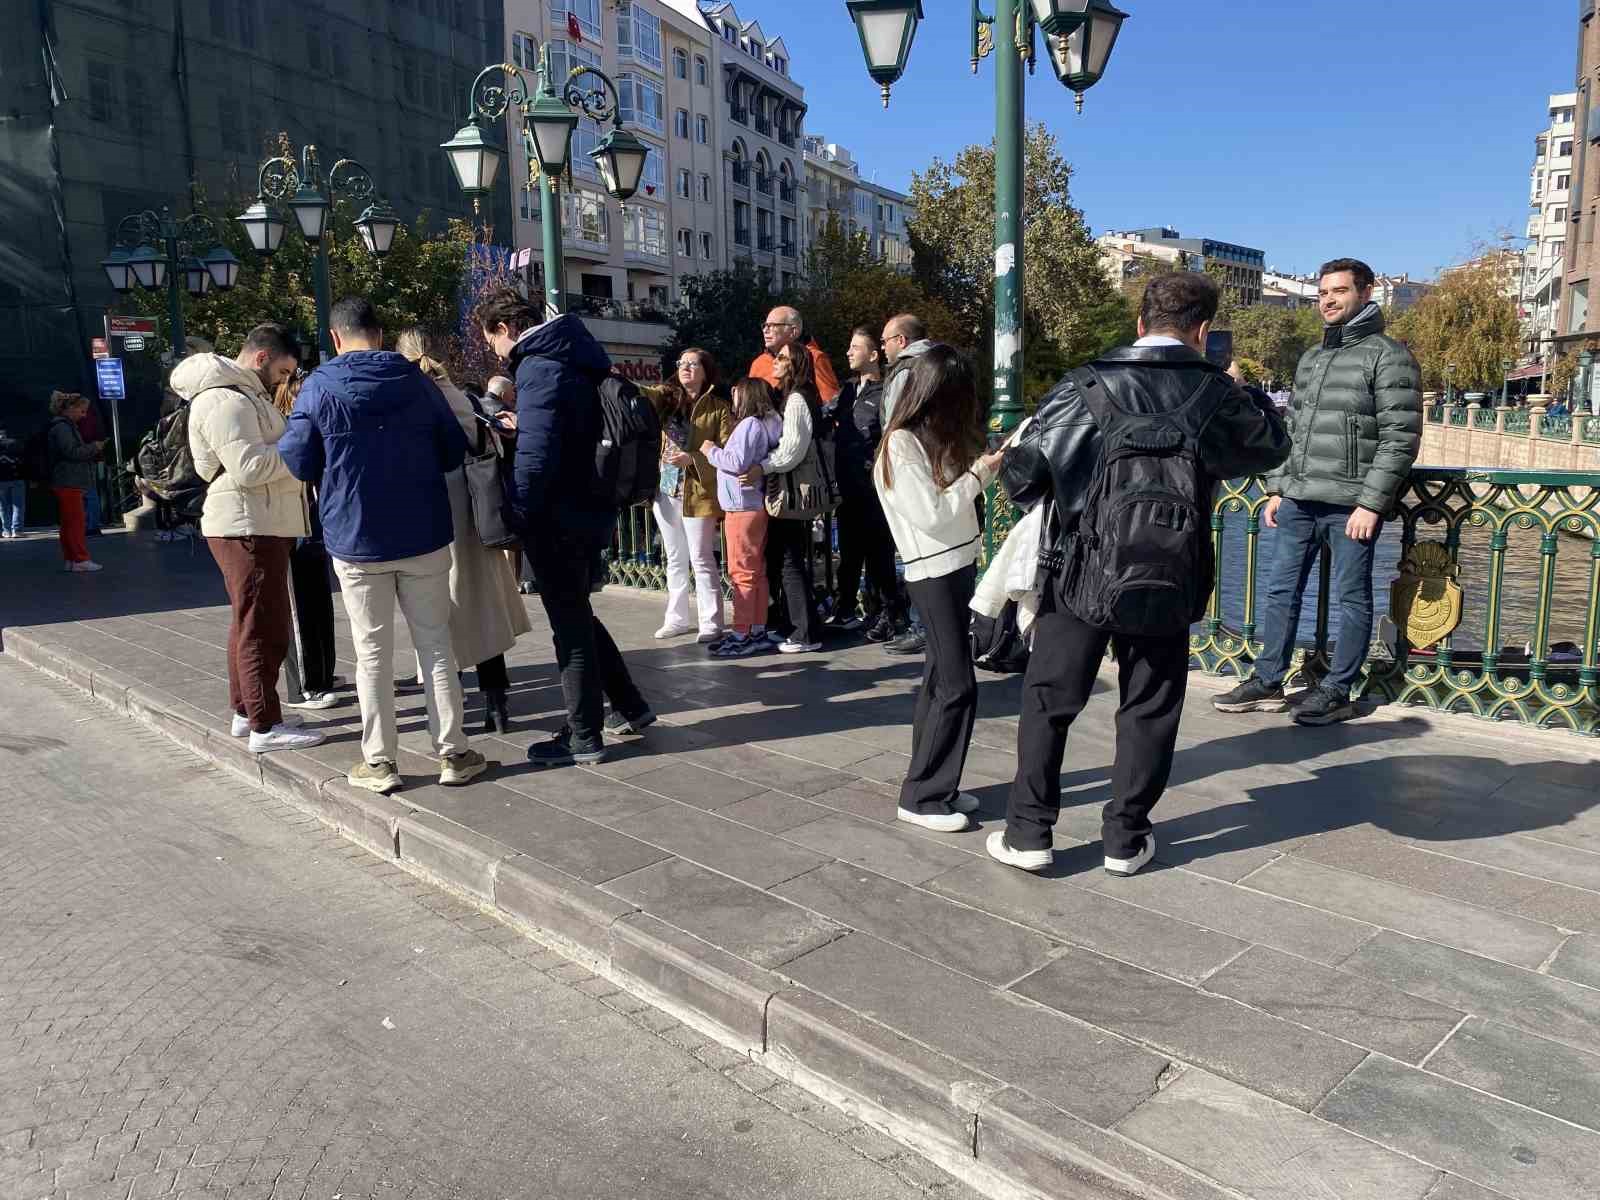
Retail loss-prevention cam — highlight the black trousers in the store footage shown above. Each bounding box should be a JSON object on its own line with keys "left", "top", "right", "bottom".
{"left": 476, "top": 654, "right": 509, "bottom": 692}
{"left": 900, "top": 564, "right": 978, "bottom": 815}
{"left": 836, "top": 487, "right": 904, "bottom": 621}
{"left": 288, "top": 540, "right": 338, "bottom": 695}
{"left": 530, "top": 535, "right": 648, "bottom": 746}
{"left": 764, "top": 517, "right": 817, "bottom": 643}
{"left": 1007, "top": 606, "right": 1188, "bottom": 858}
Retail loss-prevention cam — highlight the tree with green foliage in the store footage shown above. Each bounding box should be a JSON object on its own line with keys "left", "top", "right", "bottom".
{"left": 662, "top": 262, "right": 796, "bottom": 379}
{"left": 1387, "top": 263, "right": 1520, "bottom": 392}
{"left": 1229, "top": 305, "right": 1317, "bottom": 388}
{"left": 908, "top": 123, "right": 1124, "bottom": 406}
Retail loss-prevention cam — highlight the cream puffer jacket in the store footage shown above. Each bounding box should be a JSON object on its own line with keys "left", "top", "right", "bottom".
{"left": 173, "top": 354, "right": 308, "bottom": 539}
{"left": 874, "top": 429, "right": 996, "bottom": 582}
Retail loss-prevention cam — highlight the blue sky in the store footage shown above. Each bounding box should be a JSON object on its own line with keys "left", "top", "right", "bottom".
{"left": 740, "top": 0, "right": 1575, "bottom": 279}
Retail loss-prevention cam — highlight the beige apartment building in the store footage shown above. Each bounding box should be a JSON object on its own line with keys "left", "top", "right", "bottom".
{"left": 803, "top": 137, "right": 915, "bottom": 273}
{"left": 1559, "top": 7, "right": 1600, "bottom": 366}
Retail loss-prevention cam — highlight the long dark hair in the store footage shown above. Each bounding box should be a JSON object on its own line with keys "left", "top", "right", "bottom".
{"left": 730, "top": 376, "right": 776, "bottom": 423}
{"left": 776, "top": 341, "right": 820, "bottom": 416}
{"left": 877, "top": 345, "right": 985, "bottom": 491}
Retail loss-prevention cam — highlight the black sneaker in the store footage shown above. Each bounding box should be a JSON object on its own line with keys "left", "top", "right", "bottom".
{"left": 884, "top": 629, "right": 925, "bottom": 656}
{"left": 1293, "top": 685, "right": 1356, "bottom": 726}
{"left": 604, "top": 707, "right": 656, "bottom": 736}
{"left": 1212, "top": 677, "right": 1288, "bottom": 713}
{"left": 823, "top": 611, "right": 864, "bottom": 631}
{"left": 864, "top": 615, "right": 896, "bottom": 643}
{"left": 528, "top": 728, "right": 606, "bottom": 767}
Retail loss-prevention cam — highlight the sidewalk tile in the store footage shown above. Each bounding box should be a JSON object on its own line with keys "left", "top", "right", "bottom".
{"left": 1247, "top": 858, "right": 1564, "bottom": 969}
{"left": 1548, "top": 934, "right": 1600, "bottom": 989}
{"left": 1380, "top": 832, "right": 1600, "bottom": 894}
{"left": 625, "top": 761, "right": 769, "bottom": 810}
{"left": 772, "top": 862, "right": 1059, "bottom": 985}
{"left": 1204, "top": 945, "right": 1462, "bottom": 1064}
{"left": 599, "top": 857, "right": 844, "bottom": 969}
{"left": 491, "top": 767, "right": 675, "bottom": 826}
{"left": 1290, "top": 828, "right": 1550, "bottom": 911}
{"left": 1116, "top": 1070, "right": 1437, "bottom": 1200}
{"left": 1343, "top": 932, "right": 1600, "bottom": 1056}
{"left": 1315, "top": 1055, "right": 1600, "bottom": 1200}
{"left": 1425, "top": 1016, "right": 1600, "bottom": 1131}
{"left": 713, "top": 791, "right": 833, "bottom": 833}
{"left": 1012, "top": 950, "right": 1368, "bottom": 1111}
{"left": 781, "top": 933, "right": 1168, "bottom": 1129}
{"left": 780, "top": 813, "right": 974, "bottom": 886}
{"left": 801, "top": 781, "right": 899, "bottom": 824}
{"left": 681, "top": 742, "right": 860, "bottom": 797}
{"left": 612, "top": 805, "right": 830, "bottom": 889}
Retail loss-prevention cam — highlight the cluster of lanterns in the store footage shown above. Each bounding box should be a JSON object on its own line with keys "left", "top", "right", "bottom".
{"left": 100, "top": 237, "right": 240, "bottom": 298}
{"left": 235, "top": 188, "right": 400, "bottom": 259}
{"left": 846, "top": 0, "right": 1126, "bottom": 108}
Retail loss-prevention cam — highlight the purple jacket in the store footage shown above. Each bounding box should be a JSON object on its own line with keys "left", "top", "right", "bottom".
{"left": 705, "top": 414, "right": 782, "bottom": 512}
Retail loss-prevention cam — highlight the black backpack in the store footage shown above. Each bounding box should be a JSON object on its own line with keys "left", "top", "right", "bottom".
{"left": 594, "top": 373, "right": 661, "bottom": 508}
{"left": 971, "top": 601, "right": 1031, "bottom": 674}
{"left": 1057, "top": 366, "right": 1220, "bottom": 637}
{"left": 133, "top": 399, "right": 209, "bottom": 516}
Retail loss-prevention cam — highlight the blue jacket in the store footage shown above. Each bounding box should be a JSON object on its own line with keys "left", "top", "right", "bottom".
{"left": 507, "top": 314, "right": 614, "bottom": 544}
{"left": 278, "top": 350, "right": 468, "bottom": 563}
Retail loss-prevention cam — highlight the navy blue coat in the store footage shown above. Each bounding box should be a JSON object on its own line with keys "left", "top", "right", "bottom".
{"left": 507, "top": 314, "right": 615, "bottom": 544}
{"left": 279, "top": 350, "right": 468, "bottom": 563}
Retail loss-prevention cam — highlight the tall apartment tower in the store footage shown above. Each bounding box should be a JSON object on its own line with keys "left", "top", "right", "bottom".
{"left": 1523, "top": 93, "right": 1577, "bottom": 357}
{"left": 1559, "top": 5, "right": 1600, "bottom": 359}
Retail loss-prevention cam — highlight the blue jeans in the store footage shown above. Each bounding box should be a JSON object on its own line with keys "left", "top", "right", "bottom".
{"left": 1253, "top": 498, "right": 1378, "bottom": 696}
{"left": 84, "top": 477, "right": 102, "bottom": 531}
{"left": 0, "top": 480, "right": 23, "bottom": 534}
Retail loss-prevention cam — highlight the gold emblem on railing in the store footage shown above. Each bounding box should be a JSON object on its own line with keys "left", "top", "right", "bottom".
{"left": 1390, "top": 542, "right": 1463, "bottom": 650}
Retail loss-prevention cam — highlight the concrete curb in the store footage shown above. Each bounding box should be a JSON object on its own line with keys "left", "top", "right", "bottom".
{"left": 5, "top": 627, "right": 1205, "bottom": 1200}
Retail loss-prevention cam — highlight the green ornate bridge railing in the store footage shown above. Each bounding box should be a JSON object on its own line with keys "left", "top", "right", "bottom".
{"left": 606, "top": 468, "right": 1600, "bottom": 737}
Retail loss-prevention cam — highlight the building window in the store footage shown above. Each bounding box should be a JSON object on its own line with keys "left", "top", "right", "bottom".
{"left": 1560, "top": 140, "right": 1574, "bottom": 157}
{"left": 617, "top": 73, "right": 664, "bottom": 134}
{"left": 696, "top": 114, "right": 709, "bottom": 144}
{"left": 547, "top": 38, "right": 601, "bottom": 84}
{"left": 86, "top": 61, "right": 115, "bottom": 124}
{"left": 307, "top": 27, "right": 324, "bottom": 72}
{"left": 615, "top": 2, "right": 663, "bottom": 72}
{"left": 571, "top": 117, "right": 603, "bottom": 180}
{"left": 773, "top": 55, "right": 786, "bottom": 76}
{"left": 125, "top": 69, "right": 147, "bottom": 137}
{"left": 641, "top": 146, "right": 664, "bottom": 195}
{"left": 513, "top": 31, "right": 538, "bottom": 70}
{"left": 734, "top": 200, "right": 750, "bottom": 245}
{"left": 563, "top": 189, "right": 611, "bottom": 247}
{"left": 548, "top": 0, "right": 600, "bottom": 43}
{"left": 674, "top": 108, "right": 689, "bottom": 139}
{"left": 520, "top": 185, "right": 533, "bottom": 221}
{"left": 698, "top": 173, "right": 711, "bottom": 202}
{"left": 700, "top": 232, "right": 713, "bottom": 259}
{"left": 676, "top": 168, "right": 691, "bottom": 198}
{"left": 673, "top": 48, "right": 688, "bottom": 79}
{"left": 1558, "top": 173, "right": 1572, "bottom": 190}
{"left": 238, "top": 1, "right": 256, "bottom": 49}
{"left": 624, "top": 205, "right": 667, "bottom": 257}
{"left": 1555, "top": 207, "right": 1568, "bottom": 222}
{"left": 421, "top": 61, "right": 437, "bottom": 111}
{"left": 676, "top": 228, "right": 693, "bottom": 257}
{"left": 695, "top": 54, "right": 708, "bottom": 85}
{"left": 331, "top": 28, "right": 350, "bottom": 79}
{"left": 219, "top": 97, "right": 245, "bottom": 152}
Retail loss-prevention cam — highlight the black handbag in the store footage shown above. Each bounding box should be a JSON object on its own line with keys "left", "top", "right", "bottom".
{"left": 463, "top": 397, "right": 520, "bottom": 550}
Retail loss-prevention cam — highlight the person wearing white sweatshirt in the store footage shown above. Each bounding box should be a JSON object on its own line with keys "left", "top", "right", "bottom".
{"left": 874, "top": 345, "right": 1004, "bottom": 832}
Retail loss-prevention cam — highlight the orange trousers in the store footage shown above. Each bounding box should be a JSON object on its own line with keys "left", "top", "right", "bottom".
{"left": 52, "top": 487, "right": 88, "bottom": 563}
{"left": 723, "top": 510, "right": 770, "bottom": 634}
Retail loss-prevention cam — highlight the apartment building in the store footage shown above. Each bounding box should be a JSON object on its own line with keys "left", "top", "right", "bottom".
{"left": 1559, "top": 6, "right": 1600, "bottom": 358}
{"left": 802, "top": 137, "right": 914, "bottom": 273}
{"left": 1096, "top": 228, "right": 1264, "bottom": 306}
{"left": 1522, "top": 92, "right": 1576, "bottom": 355}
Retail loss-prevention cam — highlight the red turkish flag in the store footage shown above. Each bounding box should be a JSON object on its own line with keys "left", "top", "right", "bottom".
{"left": 567, "top": 12, "right": 583, "bottom": 42}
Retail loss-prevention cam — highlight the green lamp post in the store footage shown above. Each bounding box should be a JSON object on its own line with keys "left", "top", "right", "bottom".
{"left": 238, "top": 145, "right": 398, "bottom": 360}
{"left": 101, "top": 206, "right": 239, "bottom": 364}
{"left": 447, "top": 51, "right": 650, "bottom": 319}
{"left": 844, "top": 0, "right": 1127, "bottom": 558}
{"left": 1500, "top": 358, "right": 1513, "bottom": 408}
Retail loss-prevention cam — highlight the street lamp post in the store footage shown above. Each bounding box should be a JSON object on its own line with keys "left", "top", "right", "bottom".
{"left": 1580, "top": 349, "right": 1594, "bottom": 413}
{"left": 1500, "top": 358, "right": 1514, "bottom": 408}
{"left": 100, "top": 207, "right": 241, "bottom": 363}
{"left": 443, "top": 50, "right": 650, "bottom": 319}
{"left": 237, "top": 145, "right": 398, "bottom": 360}
{"left": 843, "top": 0, "right": 1127, "bottom": 453}
{"left": 1445, "top": 362, "right": 1457, "bottom": 406}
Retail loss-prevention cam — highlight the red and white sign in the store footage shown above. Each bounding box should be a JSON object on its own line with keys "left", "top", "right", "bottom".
{"left": 91, "top": 337, "right": 109, "bottom": 360}
{"left": 107, "top": 316, "right": 158, "bottom": 337}
{"left": 612, "top": 359, "right": 663, "bottom": 384}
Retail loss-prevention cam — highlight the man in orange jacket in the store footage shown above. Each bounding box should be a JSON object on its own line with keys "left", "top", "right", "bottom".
{"left": 748, "top": 306, "right": 840, "bottom": 403}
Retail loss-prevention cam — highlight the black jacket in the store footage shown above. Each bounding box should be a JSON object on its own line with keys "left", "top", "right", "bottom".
{"left": 1001, "top": 344, "right": 1291, "bottom": 600}
{"left": 830, "top": 375, "right": 886, "bottom": 493}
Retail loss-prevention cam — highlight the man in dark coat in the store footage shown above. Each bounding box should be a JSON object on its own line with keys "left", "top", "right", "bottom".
{"left": 474, "top": 286, "right": 651, "bottom": 766}
{"left": 1213, "top": 258, "right": 1422, "bottom": 726}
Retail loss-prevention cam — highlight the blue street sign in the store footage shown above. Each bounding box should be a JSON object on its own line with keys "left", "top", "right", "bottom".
{"left": 95, "top": 357, "right": 125, "bottom": 401}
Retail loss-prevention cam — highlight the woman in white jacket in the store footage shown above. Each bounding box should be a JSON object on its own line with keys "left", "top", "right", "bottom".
{"left": 874, "top": 345, "right": 1002, "bottom": 832}
{"left": 760, "top": 341, "right": 823, "bottom": 653}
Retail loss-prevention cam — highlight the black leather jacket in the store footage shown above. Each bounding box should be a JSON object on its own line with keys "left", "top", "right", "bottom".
{"left": 1001, "top": 344, "right": 1291, "bottom": 599}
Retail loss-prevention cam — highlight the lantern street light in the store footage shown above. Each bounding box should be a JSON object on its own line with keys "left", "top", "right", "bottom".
{"left": 1500, "top": 358, "right": 1514, "bottom": 408}
{"left": 100, "top": 205, "right": 238, "bottom": 363}
{"left": 843, "top": 0, "right": 1127, "bottom": 556}
{"left": 240, "top": 144, "right": 398, "bottom": 360}
{"left": 447, "top": 48, "right": 651, "bottom": 318}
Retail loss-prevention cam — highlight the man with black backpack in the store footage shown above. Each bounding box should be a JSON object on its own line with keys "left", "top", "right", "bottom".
{"left": 990, "top": 273, "right": 1290, "bottom": 878}
{"left": 475, "top": 286, "right": 653, "bottom": 767}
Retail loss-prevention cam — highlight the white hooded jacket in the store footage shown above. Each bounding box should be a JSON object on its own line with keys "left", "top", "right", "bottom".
{"left": 173, "top": 354, "right": 307, "bottom": 540}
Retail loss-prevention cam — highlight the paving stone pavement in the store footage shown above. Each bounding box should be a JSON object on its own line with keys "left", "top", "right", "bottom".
{"left": 7, "top": 528, "right": 1600, "bottom": 1200}
{"left": 0, "top": 653, "right": 988, "bottom": 1200}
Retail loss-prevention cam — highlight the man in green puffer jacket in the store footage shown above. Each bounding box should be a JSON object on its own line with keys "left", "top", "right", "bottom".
{"left": 1214, "top": 258, "right": 1421, "bottom": 726}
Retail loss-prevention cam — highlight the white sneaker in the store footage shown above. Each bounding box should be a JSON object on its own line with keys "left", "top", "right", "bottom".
{"left": 654, "top": 622, "right": 694, "bottom": 639}
{"left": 1104, "top": 834, "right": 1156, "bottom": 878}
{"left": 248, "top": 724, "right": 326, "bottom": 753}
{"left": 232, "top": 711, "right": 304, "bottom": 738}
{"left": 696, "top": 629, "right": 725, "bottom": 644}
{"left": 986, "top": 830, "right": 1052, "bottom": 872}
{"left": 951, "top": 792, "right": 980, "bottom": 815}
{"left": 285, "top": 690, "right": 340, "bottom": 710}
{"left": 897, "top": 806, "right": 971, "bottom": 833}
{"left": 70, "top": 561, "right": 104, "bottom": 573}
{"left": 778, "top": 638, "right": 822, "bottom": 654}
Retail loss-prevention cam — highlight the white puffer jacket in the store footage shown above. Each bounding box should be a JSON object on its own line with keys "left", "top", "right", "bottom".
{"left": 874, "top": 429, "right": 995, "bottom": 582}
{"left": 173, "top": 354, "right": 308, "bottom": 540}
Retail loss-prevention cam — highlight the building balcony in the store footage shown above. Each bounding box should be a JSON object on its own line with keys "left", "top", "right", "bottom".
{"left": 624, "top": 246, "right": 671, "bottom": 272}
{"left": 731, "top": 106, "right": 749, "bottom": 125}
{"left": 758, "top": 233, "right": 776, "bottom": 252}
{"left": 778, "top": 131, "right": 797, "bottom": 148}
{"left": 755, "top": 173, "right": 774, "bottom": 196}
{"left": 563, "top": 235, "right": 612, "bottom": 261}
{"left": 734, "top": 228, "right": 751, "bottom": 248}
{"left": 779, "top": 182, "right": 797, "bottom": 204}
{"left": 781, "top": 241, "right": 796, "bottom": 258}
{"left": 731, "top": 163, "right": 751, "bottom": 188}
{"left": 568, "top": 295, "right": 671, "bottom": 325}
{"left": 755, "top": 116, "right": 773, "bottom": 137}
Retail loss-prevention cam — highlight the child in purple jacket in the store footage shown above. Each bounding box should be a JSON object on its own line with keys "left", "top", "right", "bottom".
{"left": 702, "top": 378, "right": 784, "bottom": 657}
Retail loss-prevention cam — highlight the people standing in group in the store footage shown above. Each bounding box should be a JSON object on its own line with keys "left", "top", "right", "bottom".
{"left": 280, "top": 298, "right": 484, "bottom": 793}
{"left": 44, "top": 392, "right": 106, "bottom": 571}
{"left": 176, "top": 324, "right": 325, "bottom": 753}
{"left": 876, "top": 346, "right": 1002, "bottom": 832}
{"left": 878, "top": 314, "right": 939, "bottom": 656}
{"left": 0, "top": 424, "right": 26, "bottom": 539}
{"left": 828, "top": 326, "right": 906, "bottom": 643}
{"left": 650, "top": 347, "right": 731, "bottom": 644}
{"left": 1213, "top": 258, "right": 1421, "bottom": 727}
{"left": 991, "top": 273, "right": 1290, "bottom": 877}
{"left": 759, "top": 337, "right": 825, "bottom": 654}
{"left": 474, "top": 286, "right": 654, "bottom": 766}
{"left": 748, "top": 306, "right": 841, "bottom": 405}
{"left": 703, "top": 377, "right": 784, "bottom": 658}
{"left": 396, "top": 326, "right": 532, "bottom": 735}
{"left": 270, "top": 368, "right": 342, "bottom": 712}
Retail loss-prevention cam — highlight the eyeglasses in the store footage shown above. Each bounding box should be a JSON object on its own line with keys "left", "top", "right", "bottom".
{"left": 677, "top": 360, "right": 703, "bottom": 370}
{"left": 762, "top": 322, "right": 796, "bottom": 331}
